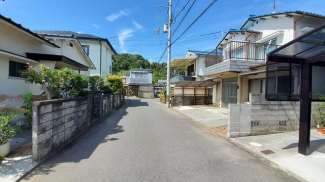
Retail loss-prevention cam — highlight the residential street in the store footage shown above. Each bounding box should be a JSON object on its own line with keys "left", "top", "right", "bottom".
{"left": 22, "top": 99, "right": 297, "bottom": 182}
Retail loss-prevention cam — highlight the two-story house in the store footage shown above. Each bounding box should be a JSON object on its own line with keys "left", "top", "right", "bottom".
{"left": 123, "top": 68, "right": 153, "bottom": 99}
{"left": 171, "top": 50, "right": 217, "bottom": 83}
{"left": 204, "top": 11, "right": 325, "bottom": 108}
{"left": 34, "top": 31, "right": 117, "bottom": 80}
{"left": 0, "top": 14, "right": 95, "bottom": 107}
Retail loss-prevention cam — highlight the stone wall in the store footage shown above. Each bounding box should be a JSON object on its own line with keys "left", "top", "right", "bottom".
{"left": 32, "top": 93, "right": 124, "bottom": 161}
{"left": 228, "top": 93, "right": 302, "bottom": 137}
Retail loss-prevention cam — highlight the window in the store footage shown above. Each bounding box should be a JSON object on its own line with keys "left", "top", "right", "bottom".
{"left": 9, "top": 61, "right": 28, "bottom": 78}
{"left": 109, "top": 66, "right": 112, "bottom": 74}
{"left": 81, "top": 45, "right": 89, "bottom": 55}
{"left": 265, "top": 39, "right": 277, "bottom": 53}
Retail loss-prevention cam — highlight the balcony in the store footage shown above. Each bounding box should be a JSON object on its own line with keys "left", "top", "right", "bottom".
{"left": 223, "top": 41, "right": 280, "bottom": 61}
{"left": 204, "top": 41, "right": 281, "bottom": 77}
{"left": 170, "top": 75, "right": 195, "bottom": 84}
{"left": 130, "top": 78, "right": 150, "bottom": 85}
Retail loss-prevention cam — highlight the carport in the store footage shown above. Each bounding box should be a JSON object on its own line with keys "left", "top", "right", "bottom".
{"left": 266, "top": 23, "right": 325, "bottom": 155}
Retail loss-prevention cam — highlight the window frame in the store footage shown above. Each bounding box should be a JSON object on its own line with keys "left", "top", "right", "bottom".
{"left": 9, "top": 60, "right": 29, "bottom": 78}
{"left": 81, "top": 45, "right": 90, "bottom": 56}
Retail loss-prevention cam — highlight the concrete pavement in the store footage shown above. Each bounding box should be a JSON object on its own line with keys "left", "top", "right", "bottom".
{"left": 21, "top": 99, "right": 297, "bottom": 182}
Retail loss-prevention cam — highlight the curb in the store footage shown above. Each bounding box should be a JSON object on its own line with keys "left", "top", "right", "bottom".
{"left": 171, "top": 107, "right": 305, "bottom": 182}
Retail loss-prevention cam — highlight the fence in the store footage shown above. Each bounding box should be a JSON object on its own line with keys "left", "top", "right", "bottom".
{"left": 222, "top": 41, "right": 280, "bottom": 61}
{"left": 32, "top": 92, "right": 124, "bottom": 161}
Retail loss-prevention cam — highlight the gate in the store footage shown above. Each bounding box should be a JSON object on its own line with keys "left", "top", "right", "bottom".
{"left": 222, "top": 77, "right": 237, "bottom": 108}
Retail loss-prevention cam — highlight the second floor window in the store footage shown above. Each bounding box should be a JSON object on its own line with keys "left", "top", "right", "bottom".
{"left": 265, "top": 39, "right": 277, "bottom": 53}
{"left": 81, "top": 45, "right": 89, "bottom": 55}
{"left": 9, "top": 61, "right": 28, "bottom": 78}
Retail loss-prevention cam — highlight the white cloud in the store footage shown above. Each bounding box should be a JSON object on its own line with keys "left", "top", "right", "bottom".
{"left": 106, "top": 9, "right": 131, "bottom": 22}
{"left": 92, "top": 24, "right": 99, "bottom": 28}
{"left": 118, "top": 29, "right": 134, "bottom": 53}
{"left": 132, "top": 20, "right": 143, "bottom": 30}
{"left": 77, "top": 31, "right": 83, "bottom": 34}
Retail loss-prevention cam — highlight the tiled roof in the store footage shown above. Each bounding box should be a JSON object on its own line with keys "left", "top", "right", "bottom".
{"left": 241, "top": 10, "right": 325, "bottom": 29}
{"left": 0, "top": 14, "right": 59, "bottom": 48}
{"left": 34, "top": 30, "right": 117, "bottom": 54}
{"left": 249, "top": 10, "right": 325, "bottom": 19}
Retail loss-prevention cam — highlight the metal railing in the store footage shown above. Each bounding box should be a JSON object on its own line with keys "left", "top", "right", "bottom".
{"left": 223, "top": 41, "right": 280, "bottom": 61}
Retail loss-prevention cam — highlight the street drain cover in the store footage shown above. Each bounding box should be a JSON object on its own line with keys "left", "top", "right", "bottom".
{"left": 260, "top": 149, "right": 275, "bottom": 155}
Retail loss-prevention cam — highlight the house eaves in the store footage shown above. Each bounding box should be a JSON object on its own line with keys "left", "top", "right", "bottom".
{"left": 0, "top": 14, "right": 59, "bottom": 48}
{"left": 216, "top": 29, "right": 261, "bottom": 49}
{"left": 240, "top": 10, "right": 325, "bottom": 30}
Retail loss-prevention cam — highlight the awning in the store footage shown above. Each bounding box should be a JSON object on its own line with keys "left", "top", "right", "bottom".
{"left": 175, "top": 80, "right": 216, "bottom": 87}
{"left": 268, "top": 23, "right": 325, "bottom": 59}
{"left": 26, "top": 53, "right": 89, "bottom": 71}
{"left": 171, "top": 58, "right": 195, "bottom": 67}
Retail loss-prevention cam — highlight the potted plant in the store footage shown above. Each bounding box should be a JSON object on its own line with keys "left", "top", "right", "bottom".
{"left": 0, "top": 154, "right": 4, "bottom": 165}
{"left": 0, "top": 115, "right": 16, "bottom": 156}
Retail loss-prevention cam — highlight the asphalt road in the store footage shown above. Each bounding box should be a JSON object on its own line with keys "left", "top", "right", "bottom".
{"left": 22, "top": 99, "right": 298, "bottom": 182}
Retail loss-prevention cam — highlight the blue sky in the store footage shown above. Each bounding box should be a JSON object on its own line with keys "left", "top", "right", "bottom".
{"left": 1, "top": 0, "right": 325, "bottom": 62}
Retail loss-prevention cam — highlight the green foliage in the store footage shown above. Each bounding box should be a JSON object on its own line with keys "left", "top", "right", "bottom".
{"left": 104, "top": 74, "right": 123, "bottom": 94}
{"left": 20, "top": 92, "right": 33, "bottom": 129}
{"left": 113, "top": 53, "right": 168, "bottom": 84}
{"left": 21, "top": 65, "right": 89, "bottom": 99}
{"left": 113, "top": 53, "right": 150, "bottom": 72}
{"left": 89, "top": 76, "right": 104, "bottom": 91}
{"left": 0, "top": 154, "right": 4, "bottom": 159}
{"left": 0, "top": 115, "right": 16, "bottom": 145}
{"left": 312, "top": 94, "right": 325, "bottom": 127}
{"left": 0, "top": 94, "right": 22, "bottom": 145}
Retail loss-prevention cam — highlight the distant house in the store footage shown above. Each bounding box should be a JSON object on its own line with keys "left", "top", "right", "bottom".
{"left": 34, "top": 31, "right": 117, "bottom": 80}
{"left": 170, "top": 50, "right": 219, "bottom": 83}
{"left": 123, "top": 68, "right": 154, "bottom": 99}
{"left": 0, "top": 14, "right": 94, "bottom": 107}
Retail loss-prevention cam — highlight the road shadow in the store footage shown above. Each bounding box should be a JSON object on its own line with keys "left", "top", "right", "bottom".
{"left": 22, "top": 101, "right": 131, "bottom": 180}
{"left": 126, "top": 98, "right": 149, "bottom": 107}
{"left": 282, "top": 139, "right": 325, "bottom": 154}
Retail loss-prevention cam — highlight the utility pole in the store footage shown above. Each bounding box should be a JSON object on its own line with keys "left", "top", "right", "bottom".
{"left": 166, "top": 0, "right": 172, "bottom": 108}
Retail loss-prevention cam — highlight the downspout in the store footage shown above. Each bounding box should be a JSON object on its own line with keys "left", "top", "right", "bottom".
{"left": 99, "top": 40, "right": 102, "bottom": 78}
{"left": 294, "top": 13, "right": 305, "bottom": 38}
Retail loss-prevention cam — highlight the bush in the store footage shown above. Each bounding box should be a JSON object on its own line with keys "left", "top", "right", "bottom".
{"left": 312, "top": 94, "right": 325, "bottom": 128}
{"left": 89, "top": 76, "right": 104, "bottom": 91}
{"left": 104, "top": 74, "right": 123, "bottom": 94}
{"left": 21, "top": 65, "right": 89, "bottom": 99}
{"left": 20, "top": 92, "right": 33, "bottom": 129}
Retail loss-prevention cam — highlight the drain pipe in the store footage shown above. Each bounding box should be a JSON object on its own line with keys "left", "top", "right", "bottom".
{"left": 99, "top": 40, "right": 102, "bottom": 78}
{"left": 294, "top": 13, "right": 305, "bottom": 38}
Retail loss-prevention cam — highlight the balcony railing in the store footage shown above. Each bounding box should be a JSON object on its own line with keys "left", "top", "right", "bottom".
{"left": 205, "top": 50, "right": 223, "bottom": 68}
{"left": 130, "top": 78, "right": 149, "bottom": 84}
{"left": 170, "top": 75, "right": 195, "bottom": 84}
{"left": 222, "top": 41, "right": 281, "bottom": 61}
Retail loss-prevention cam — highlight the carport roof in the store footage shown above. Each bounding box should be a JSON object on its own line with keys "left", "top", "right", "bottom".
{"left": 268, "top": 23, "right": 325, "bottom": 60}
{"left": 175, "top": 81, "right": 216, "bottom": 87}
{"left": 171, "top": 58, "right": 196, "bottom": 67}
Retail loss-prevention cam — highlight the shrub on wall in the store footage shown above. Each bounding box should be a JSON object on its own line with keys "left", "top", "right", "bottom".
{"left": 104, "top": 74, "right": 123, "bottom": 94}
{"left": 20, "top": 92, "right": 33, "bottom": 129}
{"left": 89, "top": 76, "right": 104, "bottom": 91}
{"left": 21, "top": 65, "right": 89, "bottom": 99}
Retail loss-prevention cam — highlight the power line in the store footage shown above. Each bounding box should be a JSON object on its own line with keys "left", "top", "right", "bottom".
{"left": 172, "top": 0, "right": 197, "bottom": 37}
{"left": 172, "top": 0, "right": 219, "bottom": 45}
{"left": 158, "top": 0, "right": 218, "bottom": 62}
{"left": 172, "top": 0, "right": 191, "bottom": 22}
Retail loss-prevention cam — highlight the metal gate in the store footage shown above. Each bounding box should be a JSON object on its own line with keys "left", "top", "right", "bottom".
{"left": 222, "top": 77, "right": 237, "bottom": 108}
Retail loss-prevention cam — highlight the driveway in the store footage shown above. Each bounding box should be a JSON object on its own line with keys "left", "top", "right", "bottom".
{"left": 22, "top": 99, "right": 297, "bottom": 182}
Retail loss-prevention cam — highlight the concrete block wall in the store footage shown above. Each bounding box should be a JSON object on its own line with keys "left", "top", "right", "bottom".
{"left": 32, "top": 93, "right": 124, "bottom": 161}
{"left": 228, "top": 93, "right": 301, "bottom": 138}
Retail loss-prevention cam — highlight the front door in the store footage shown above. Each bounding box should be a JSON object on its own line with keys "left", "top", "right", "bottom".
{"left": 222, "top": 78, "right": 238, "bottom": 108}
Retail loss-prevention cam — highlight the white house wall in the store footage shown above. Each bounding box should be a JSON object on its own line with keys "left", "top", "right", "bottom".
{"left": 79, "top": 40, "right": 113, "bottom": 79}
{"left": 0, "top": 20, "right": 50, "bottom": 57}
{"left": 197, "top": 57, "right": 205, "bottom": 77}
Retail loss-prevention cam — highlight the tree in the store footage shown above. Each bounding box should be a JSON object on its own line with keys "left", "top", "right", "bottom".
{"left": 104, "top": 74, "right": 123, "bottom": 94}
